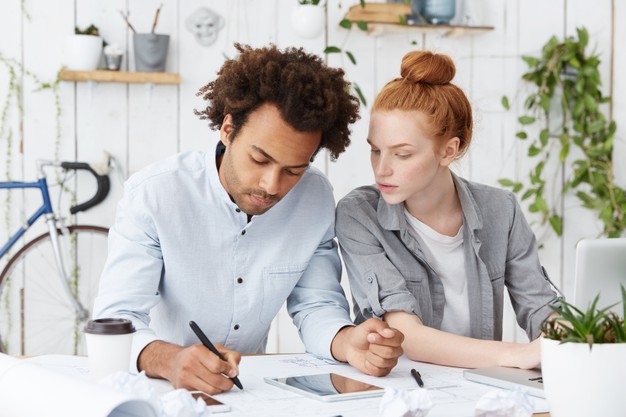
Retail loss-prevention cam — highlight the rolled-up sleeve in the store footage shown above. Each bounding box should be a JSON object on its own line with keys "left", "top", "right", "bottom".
{"left": 336, "top": 197, "right": 419, "bottom": 321}
{"left": 92, "top": 181, "right": 163, "bottom": 372}
{"left": 504, "top": 193, "right": 559, "bottom": 340}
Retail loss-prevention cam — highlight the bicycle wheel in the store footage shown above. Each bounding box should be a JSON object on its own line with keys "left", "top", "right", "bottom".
{"left": 0, "top": 225, "right": 109, "bottom": 356}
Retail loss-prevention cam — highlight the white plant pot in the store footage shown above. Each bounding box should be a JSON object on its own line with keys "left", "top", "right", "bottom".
{"left": 291, "top": 5, "right": 325, "bottom": 39}
{"left": 64, "top": 34, "right": 103, "bottom": 71}
{"left": 541, "top": 337, "right": 626, "bottom": 417}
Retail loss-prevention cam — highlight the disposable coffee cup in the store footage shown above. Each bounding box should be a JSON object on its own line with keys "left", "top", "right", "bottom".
{"left": 84, "top": 318, "right": 135, "bottom": 380}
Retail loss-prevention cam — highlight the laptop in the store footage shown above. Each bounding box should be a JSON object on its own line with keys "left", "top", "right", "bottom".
{"left": 463, "top": 367, "right": 544, "bottom": 398}
{"left": 574, "top": 238, "right": 626, "bottom": 312}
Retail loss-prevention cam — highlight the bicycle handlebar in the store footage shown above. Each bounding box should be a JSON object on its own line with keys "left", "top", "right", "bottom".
{"left": 60, "top": 162, "right": 111, "bottom": 214}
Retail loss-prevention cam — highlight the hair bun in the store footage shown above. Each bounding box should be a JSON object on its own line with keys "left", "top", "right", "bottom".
{"left": 400, "top": 51, "right": 455, "bottom": 85}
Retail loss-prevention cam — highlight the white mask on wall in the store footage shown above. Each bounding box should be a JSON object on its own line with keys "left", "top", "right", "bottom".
{"left": 186, "top": 7, "right": 225, "bottom": 47}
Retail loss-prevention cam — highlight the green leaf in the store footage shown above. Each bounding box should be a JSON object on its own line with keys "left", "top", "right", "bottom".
{"left": 521, "top": 55, "right": 540, "bottom": 68}
{"left": 339, "top": 19, "right": 353, "bottom": 29}
{"left": 549, "top": 214, "right": 563, "bottom": 236}
{"left": 540, "top": 94, "right": 551, "bottom": 113}
{"left": 356, "top": 20, "right": 368, "bottom": 31}
{"left": 573, "top": 99, "right": 585, "bottom": 117}
{"left": 324, "top": 46, "right": 341, "bottom": 54}
{"left": 577, "top": 27, "right": 589, "bottom": 49}
{"left": 522, "top": 188, "right": 536, "bottom": 201}
{"left": 501, "top": 96, "right": 510, "bottom": 110}
{"left": 518, "top": 115, "right": 536, "bottom": 125}
{"left": 360, "top": 0, "right": 366, "bottom": 7}
{"left": 539, "top": 129, "right": 550, "bottom": 146}
{"left": 353, "top": 83, "right": 367, "bottom": 107}
{"left": 584, "top": 93, "right": 598, "bottom": 112}
{"left": 534, "top": 195, "right": 548, "bottom": 212}
{"left": 587, "top": 119, "right": 605, "bottom": 134}
{"left": 516, "top": 131, "right": 528, "bottom": 139}
{"left": 498, "top": 179, "right": 517, "bottom": 187}
{"left": 559, "top": 142, "right": 570, "bottom": 162}
{"left": 576, "top": 191, "right": 595, "bottom": 207}
{"left": 345, "top": 50, "right": 356, "bottom": 65}
{"left": 528, "top": 145, "right": 541, "bottom": 157}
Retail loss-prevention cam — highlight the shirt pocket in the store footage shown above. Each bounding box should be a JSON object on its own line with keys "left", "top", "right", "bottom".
{"left": 259, "top": 264, "right": 307, "bottom": 325}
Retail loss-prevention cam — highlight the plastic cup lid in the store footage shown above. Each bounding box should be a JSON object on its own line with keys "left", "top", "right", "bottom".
{"left": 84, "top": 318, "right": 136, "bottom": 335}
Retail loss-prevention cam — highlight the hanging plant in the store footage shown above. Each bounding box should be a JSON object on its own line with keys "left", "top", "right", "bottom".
{"left": 324, "top": 0, "right": 368, "bottom": 106}
{"left": 499, "top": 27, "right": 624, "bottom": 238}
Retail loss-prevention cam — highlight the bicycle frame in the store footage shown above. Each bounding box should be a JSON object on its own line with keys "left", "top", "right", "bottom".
{"left": 0, "top": 171, "right": 89, "bottom": 320}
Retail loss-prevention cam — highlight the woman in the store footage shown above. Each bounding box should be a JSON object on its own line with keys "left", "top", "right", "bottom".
{"left": 336, "top": 51, "right": 558, "bottom": 369}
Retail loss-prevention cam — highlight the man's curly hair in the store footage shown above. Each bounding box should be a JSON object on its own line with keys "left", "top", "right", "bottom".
{"left": 194, "top": 43, "right": 360, "bottom": 160}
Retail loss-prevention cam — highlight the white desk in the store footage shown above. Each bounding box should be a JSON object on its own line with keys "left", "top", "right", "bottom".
{"left": 5, "top": 354, "right": 550, "bottom": 417}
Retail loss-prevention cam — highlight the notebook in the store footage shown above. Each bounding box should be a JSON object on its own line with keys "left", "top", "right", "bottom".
{"left": 574, "top": 238, "right": 626, "bottom": 312}
{"left": 463, "top": 367, "right": 544, "bottom": 398}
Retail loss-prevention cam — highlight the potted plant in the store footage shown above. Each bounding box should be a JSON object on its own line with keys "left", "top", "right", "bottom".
{"left": 64, "top": 24, "right": 104, "bottom": 71}
{"left": 541, "top": 286, "right": 626, "bottom": 417}
{"left": 291, "top": 0, "right": 326, "bottom": 39}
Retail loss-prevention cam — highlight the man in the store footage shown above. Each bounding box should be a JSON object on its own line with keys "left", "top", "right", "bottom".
{"left": 93, "top": 44, "right": 403, "bottom": 395}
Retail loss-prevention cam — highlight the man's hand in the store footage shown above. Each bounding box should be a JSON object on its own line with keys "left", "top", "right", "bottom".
{"left": 331, "top": 318, "right": 404, "bottom": 377}
{"left": 138, "top": 340, "right": 241, "bottom": 394}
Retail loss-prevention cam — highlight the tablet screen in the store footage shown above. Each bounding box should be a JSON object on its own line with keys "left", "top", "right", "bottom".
{"left": 265, "top": 373, "right": 384, "bottom": 402}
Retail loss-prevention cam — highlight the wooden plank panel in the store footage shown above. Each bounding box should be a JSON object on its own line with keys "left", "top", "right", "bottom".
{"left": 614, "top": 0, "right": 626, "bottom": 188}
{"left": 326, "top": 0, "right": 376, "bottom": 202}
{"left": 21, "top": 0, "right": 76, "bottom": 237}
{"left": 74, "top": 0, "right": 128, "bottom": 229}
{"left": 561, "top": 1, "right": 615, "bottom": 299}
{"left": 515, "top": 0, "right": 565, "bottom": 301}
{"left": 127, "top": 0, "right": 178, "bottom": 175}
{"left": 0, "top": 0, "right": 24, "bottom": 253}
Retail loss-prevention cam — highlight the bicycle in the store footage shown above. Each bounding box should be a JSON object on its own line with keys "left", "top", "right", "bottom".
{"left": 0, "top": 158, "right": 112, "bottom": 356}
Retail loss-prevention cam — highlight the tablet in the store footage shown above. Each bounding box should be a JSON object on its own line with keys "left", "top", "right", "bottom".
{"left": 264, "top": 373, "right": 384, "bottom": 402}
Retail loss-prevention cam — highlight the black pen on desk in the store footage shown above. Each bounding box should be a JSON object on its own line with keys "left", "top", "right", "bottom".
{"left": 411, "top": 368, "right": 424, "bottom": 388}
{"left": 189, "top": 320, "right": 244, "bottom": 390}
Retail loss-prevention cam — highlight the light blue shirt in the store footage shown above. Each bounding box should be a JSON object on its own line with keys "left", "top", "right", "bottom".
{"left": 93, "top": 148, "right": 353, "bottom": 372}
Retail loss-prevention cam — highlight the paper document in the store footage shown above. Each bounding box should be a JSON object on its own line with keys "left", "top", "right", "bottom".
{"left": 0, "top": 353, "right": 157, "bottom": 417}
{"left": 209, "top": 354, "right": 550, "bottom": 417}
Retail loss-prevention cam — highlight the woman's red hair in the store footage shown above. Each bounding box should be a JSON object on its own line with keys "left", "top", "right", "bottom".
{"left": 372, "top": 50, "right": 473, "bottom": 157}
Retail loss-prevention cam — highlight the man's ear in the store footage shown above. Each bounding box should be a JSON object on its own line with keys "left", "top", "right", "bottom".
{"left": 220, "top": 114, "right": 235, "bottom": 145}
{"left": 440, "top": 137, "right": 460, "bottom": 166}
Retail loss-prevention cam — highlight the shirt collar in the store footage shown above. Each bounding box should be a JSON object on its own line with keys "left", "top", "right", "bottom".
{"left": 207, "top": 141, "right": 236, "bottom": 207}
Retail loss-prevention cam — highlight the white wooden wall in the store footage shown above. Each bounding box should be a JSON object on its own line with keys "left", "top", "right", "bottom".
{"left": 1, "top": 0, "right": 624, "bottom": 353}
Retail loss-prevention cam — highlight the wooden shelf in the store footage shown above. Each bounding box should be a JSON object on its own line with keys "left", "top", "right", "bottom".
{"left": 59, "top": 69, "right": 180, "bottom": 85}
{"left": 344, "top": 3, "right": 494, "bottom": 38}
{"left": 365, "top": 22, "right": 495, "bottom": 37}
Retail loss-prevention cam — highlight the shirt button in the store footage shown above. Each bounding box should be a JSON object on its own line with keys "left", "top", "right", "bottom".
{"left": 367, "top": 276, "right": 373, "bottom": 283}
{"left": 241, "top": 230, "right": 246, "bottom": 235}
{"left": 237, "top": 277, "right": 243, "bottom": 284}
{"left": 235, "top": 208, "right": 241, "bottom": 213}
{"left": 234, "top": 324, "right": 240, "bottom": 330}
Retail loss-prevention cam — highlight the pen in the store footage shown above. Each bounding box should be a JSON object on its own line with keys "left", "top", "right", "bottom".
{"left": 411, "top": 368, "right": 424, "bottom": 388}
{"left": 189, "top": 320, "right": 244, "bottom": 390}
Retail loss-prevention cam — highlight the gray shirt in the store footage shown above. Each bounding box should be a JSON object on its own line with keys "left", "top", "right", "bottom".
{"left": 336, "top": 173, "right": 558, "bottom": 341}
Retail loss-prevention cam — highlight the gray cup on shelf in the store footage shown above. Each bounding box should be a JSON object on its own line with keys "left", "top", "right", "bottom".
{"left": 133, "top": 33, "right": 170, "bottom": 72}
{"left": 84, "top": 318, "right": 135, "bottom": 380}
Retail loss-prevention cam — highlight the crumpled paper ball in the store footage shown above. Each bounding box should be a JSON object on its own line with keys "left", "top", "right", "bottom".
{"left": 379, "top": 386, "right": 433, "bottom": 417}
{"left": 99, "top": 371, "right": 211, "bottom": 417}
{"left": 474, "top": 387, "right": 534, "bottom": 417}
{"left": 160, "top": 389, "right": 212, "bottom": 417}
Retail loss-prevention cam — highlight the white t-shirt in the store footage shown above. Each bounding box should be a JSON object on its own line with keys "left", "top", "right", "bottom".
{"left": 404, "top": 209, "right": 471, "bottom": 336}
